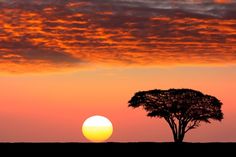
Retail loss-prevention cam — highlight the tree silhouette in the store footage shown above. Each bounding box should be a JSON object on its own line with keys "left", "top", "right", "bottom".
{"left": 128, "top": 89, "right": 223, "bottom": 143}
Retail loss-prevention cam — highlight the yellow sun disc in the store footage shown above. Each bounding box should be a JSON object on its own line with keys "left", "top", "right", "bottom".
{"left": 82, "top": 115, "right": 113, "bottom": 142}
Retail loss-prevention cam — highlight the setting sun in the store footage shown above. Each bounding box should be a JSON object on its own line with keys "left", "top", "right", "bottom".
{"left": 82, "top": 115, "right": 113, "bottom": 142}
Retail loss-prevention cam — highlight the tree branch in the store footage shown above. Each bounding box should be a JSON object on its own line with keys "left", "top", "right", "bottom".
{"left": 165, "top": 117, "right": 177, "bottom": 141}
{"left": 185, "top": 120, "right": 200, "bottom": 133}
{"left": 169, "top": 117, "right": 177, "bottom": 135}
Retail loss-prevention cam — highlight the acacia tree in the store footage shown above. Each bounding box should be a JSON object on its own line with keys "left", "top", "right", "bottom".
{"left": 128, "top": 89, "right": 223, "bottom": 143}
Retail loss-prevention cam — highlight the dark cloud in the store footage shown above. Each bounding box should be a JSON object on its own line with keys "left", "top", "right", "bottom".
{"left": 0, "top": 0, "right": 236, "bottom": 73}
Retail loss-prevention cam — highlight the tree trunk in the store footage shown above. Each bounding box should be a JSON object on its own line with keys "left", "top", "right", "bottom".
{"left": 174, "top": 133, "right": 185, "bottom": 143}
{"left": 176, "top": 133, "right": 185, "bottom": 143}
{"left": 174, "top": 122, "right": 186, "bottom": 143}
{"left": 165, "top": 118, "right": 186, "bottom": 143}
{"left": 173, "top": 133, "right": 178, "bottom": 143}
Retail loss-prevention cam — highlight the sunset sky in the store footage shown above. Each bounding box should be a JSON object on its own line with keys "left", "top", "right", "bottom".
{"left": 0, "top": 0, "right": 236, "bottom": 142}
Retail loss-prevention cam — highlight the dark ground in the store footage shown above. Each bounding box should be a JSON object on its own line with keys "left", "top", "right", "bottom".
{"left": 1, "top": 143, "right": 235, "bottom": 155}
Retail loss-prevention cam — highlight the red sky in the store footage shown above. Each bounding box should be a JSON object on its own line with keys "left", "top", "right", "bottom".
{"left": 0, "top": 0, "right": 236, "bottom": 142}
{"left": 0, "top": 66, "right": 235, "bottom": 142}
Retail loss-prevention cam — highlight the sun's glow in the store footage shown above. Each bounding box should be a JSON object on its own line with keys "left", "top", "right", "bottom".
{"left": 82, "top": 115, "right": 113, "bottom": 142}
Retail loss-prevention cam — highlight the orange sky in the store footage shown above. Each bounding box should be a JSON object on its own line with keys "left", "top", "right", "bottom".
{"left": 0, "top": 0, "right": 236, "bottom": 142}
{"left": 0, "top": 66, "right": 235, "bottom": 142}
{"left": 1, "top": 0, "right": 236, "bottom": 73}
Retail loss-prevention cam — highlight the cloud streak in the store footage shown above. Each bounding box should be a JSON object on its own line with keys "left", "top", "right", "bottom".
{"left": 0, "top": 0, "right": 236, "bottom": 73}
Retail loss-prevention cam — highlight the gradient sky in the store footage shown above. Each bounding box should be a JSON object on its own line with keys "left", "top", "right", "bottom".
{"left": 0, "top": 0, "right": 236, "bottom": 142}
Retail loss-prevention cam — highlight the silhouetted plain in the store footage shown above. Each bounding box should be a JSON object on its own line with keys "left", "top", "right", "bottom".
{"left": 0, "top": 143, "right": 235, "bottom": 155}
